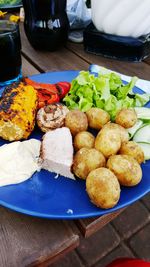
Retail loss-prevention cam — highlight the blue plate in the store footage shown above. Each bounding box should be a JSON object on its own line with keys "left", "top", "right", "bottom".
{"left": 0, "top": 70, "right": 149, "bottom": 219}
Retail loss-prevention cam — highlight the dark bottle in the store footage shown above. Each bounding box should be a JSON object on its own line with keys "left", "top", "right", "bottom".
{"left": 22, "top": 0, "right": 69, "bottom": 51}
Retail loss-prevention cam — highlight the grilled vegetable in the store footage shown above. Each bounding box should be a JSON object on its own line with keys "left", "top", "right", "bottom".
{"left": 56, "top": 81, "right": 71, "bottom": 99}
{"left": 24, "top": 77, "right": 58, "bottom": 94}
{"left": 0, "top": 82, "right": 38, "bottom": 141}
{"left": 24, "top": 78, "right": 71, "bottom": 109}
{"left": 24, "top": 77, "right": 60, "bottom": 109}
{"left": 37, "top": 91, "right": 60, "bottom": 109}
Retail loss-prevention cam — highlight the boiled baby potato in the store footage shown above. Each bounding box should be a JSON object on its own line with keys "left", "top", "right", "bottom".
{"left": 115, "top": 108, "right": 137, "bottom": 128}
{"left": 95, "top": 123, "right": 121, "bottom": 158}
{"left": 65, "top": 110, "right": 88, "bottom": 136}
{"left": 102, "top": 122, "right": 129, "bottom": 143}
{"left": 107, "top": 154, "right": 142, "bottom": 186}
{"left": 74, "top": 131, "right": 95, "bottom": 151}
{"left": 119, "top": 141, "right": 144, "bottom": 164}
{"left": 86, "top": 167, "right": 120, "bottom": 209}
{"left": 86, "top": 108, "right": 110, "bottom": 130}
{"left": 72, "top": 148, "right": 106, "bottom": 180}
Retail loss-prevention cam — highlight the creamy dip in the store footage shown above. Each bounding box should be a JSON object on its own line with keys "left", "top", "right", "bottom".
{"left": 91, "top": 0, "right": 150, "bottom": 37}
{"left": 0, "top": 139, "right": 41, "bottom": 187}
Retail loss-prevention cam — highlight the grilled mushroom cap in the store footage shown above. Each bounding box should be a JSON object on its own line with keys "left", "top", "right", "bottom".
{"left": 37, "top": 103, "right": 69, "bottom": 132}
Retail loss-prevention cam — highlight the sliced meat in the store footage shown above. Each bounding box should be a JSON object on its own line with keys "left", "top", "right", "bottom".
{"left": 40, "top": 127, "right": 75, "bottom": 179}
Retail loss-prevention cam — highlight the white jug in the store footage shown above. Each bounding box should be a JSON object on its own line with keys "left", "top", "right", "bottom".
{"left": 91, "top": 0, "right": 150, "bottom": 37}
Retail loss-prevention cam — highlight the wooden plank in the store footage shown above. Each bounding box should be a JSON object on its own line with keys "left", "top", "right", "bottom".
{"left": 66, "top": 42, "right": 150, "bottom": 80}
{"left": 0, "top": 206, "right": 79, "bottom": 267}
{"left": 144, "top": 56, "right": 150, "bottom": 66}
{"left": 22, "top": 56, "right": 40, "bottom": 76}
{"left": 75, "top": 209, "right": 125, "bottom": 238}
{"left": 20, "top": 23, "right": 89, "bottom": 72}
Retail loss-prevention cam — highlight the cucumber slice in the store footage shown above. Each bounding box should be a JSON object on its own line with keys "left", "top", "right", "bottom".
{"left": 134, "top": 107, "right": 150, "bottom": 121}
{"left": 127, "top": 120, "right": 143, "bottom": 139}
{"left": 136, "top": 142, "right": 150, "bottom": 160}
{"left": 133, "top": 124, "right": 150, "bottom": 143}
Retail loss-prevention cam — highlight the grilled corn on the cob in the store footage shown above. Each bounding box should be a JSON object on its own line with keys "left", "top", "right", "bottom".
{"left": 0, "top": 82, "right": 38, "bottom": 141}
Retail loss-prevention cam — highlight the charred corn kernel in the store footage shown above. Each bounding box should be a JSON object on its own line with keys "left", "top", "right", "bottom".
{"left": 0, "top": 11, "right": 7, "bottom": 18}
{"left": 9, "top": 15, "right": 20, "bottom": 23}
{"left": 0, "top": 82, "right": 38, "bottom": 141}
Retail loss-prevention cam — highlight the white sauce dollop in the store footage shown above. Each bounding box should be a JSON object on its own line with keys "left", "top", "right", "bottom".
{"left": 0, "top": 139, "right": 41, "bottom": 187}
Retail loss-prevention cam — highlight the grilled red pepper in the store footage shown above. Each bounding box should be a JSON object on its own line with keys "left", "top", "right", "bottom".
{"left": 24, "top": 77, "right": 58, "bottom": 94}
{"left": 37, "top": 92, "right": 50, "bottom": 101}
{"left": 47, "top": 94, "right": 60, "bottom": 104}
{"left": 24, "top": 77, "right": 70, "bottom": 109}
{"left": 37, "top": 93, "right": 60, "bottom": 109}
{"left": 55, "top": 81, "right": 71, "bottom": 99}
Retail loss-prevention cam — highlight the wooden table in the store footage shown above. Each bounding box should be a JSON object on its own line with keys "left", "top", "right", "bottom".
{"left": 0, "top": 21, "right": 150, "bottom": 267}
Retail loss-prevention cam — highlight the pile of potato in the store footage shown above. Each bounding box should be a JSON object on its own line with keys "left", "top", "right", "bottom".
{"left": 65, "top": 107, "right": 144, "bottom": 210}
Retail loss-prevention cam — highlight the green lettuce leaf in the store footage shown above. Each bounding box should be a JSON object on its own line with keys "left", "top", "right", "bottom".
{"left": 63, "top": 71, "right": 150, "bottom": 120}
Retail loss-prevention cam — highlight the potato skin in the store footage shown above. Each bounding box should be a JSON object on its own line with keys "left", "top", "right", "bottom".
{"left": 74, "top": 131, "right": 95, "bottom": 151}
{"left": 86, "top": 167, "right": 120, "bottom": 209}
{"left": 65, "top": 110, "right": 88, "bottom": 136}
{"left": 103, "top": 122, "right": 129, "bottom": 143}
{"left": 72, "top": 148, "right": 106, "bottom": 180}
{"left": 107, "top": 155, "right": 142, "bottom": 186}
{"left": 115, "top": 108, "right": 137, "bottom": 128}
{"left": 95, "top": 124, "right": 121, "bottom": 158}
{"left": 86, "top": 108, "right": 110, "bottom": 130}
{"left": 119, "top": 141, "right": 144, "bottom": 164}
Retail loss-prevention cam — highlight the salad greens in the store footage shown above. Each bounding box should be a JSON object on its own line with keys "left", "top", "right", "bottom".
{"left": 63, "top": 71, "right": 150, "bottom": 120}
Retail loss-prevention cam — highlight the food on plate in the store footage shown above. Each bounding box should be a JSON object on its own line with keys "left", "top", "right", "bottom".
{"left": 136, "top": 143, "right": 150, "bottom": 161}
{"left": 115, "top": 124, "right": 129, "bottom": 143}
{"left": 55, "top": 81, "right": 71, "bottom": 99}
{"left": 134, "top": 107, "right": 150, "bottom": 121}
{"left": 133, "top": 124, "right": 150, "bottom": 143}
{"left": 24, "top": 78, "right": 71, "bottom": 109}
{"left": 115, "top": 108, "right": 137, "bottom": 128}
{"left": 0, "top": 82, "right": 38, "bottom": 141}
{"left": 74, "top": 131, "right": 95, "bottom": 151}
{"left": 86, "top": 167, "right": 120, "bottom": 209}
{"left": 24, "top": 77, "right": 59, "bottom": 93}
{"left": 102, "top": 122, "right": 129, "bottom": 143}
{"left": 24, "top": 78, "right": 59, "bottom": 109}
{"left": 63, "top": 70, "right": 150, "bottom": 119}
{"left": 37, "top": 103, "right": 69, "bottom": 132}
{"left": 65, "top": 110, "right": 88, "bottom": 136}
{"left": 40, "top": 127, "right": 75, "bottom": 179}
{"left": 86, "top": 108, "right": 110, "bottom": 130}
{"left": 125, "top": 107, "right": 150, "bottom": 161}
{"left": 107, "top": 155, "right": 142, "bottom": 186}
{"left": 72, "top": 148, "right": 106, "bottom": 180}
{"left": 95, "top": 124, "right": 121, "bottom": 158}
{"left": 119, "top": 141, "right": 144, "bottom": 164}
{"left": 131, "top": 122, "right": 150, "bottom": 160}
{"left": 0, "top": 139, "right": 41, "bottom": 187}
